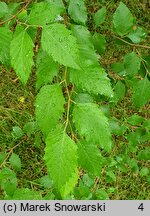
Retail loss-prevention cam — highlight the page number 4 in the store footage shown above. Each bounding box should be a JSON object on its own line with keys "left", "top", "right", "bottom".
{"left": 138, "top": 203, "right": 144, "bottom": 211}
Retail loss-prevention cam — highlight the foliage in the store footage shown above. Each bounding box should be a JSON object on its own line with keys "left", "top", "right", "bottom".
{"left": 0, "top": 0, "right": 150, "bottom": 199}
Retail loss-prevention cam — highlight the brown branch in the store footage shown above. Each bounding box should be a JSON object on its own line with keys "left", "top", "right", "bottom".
{"left": 112, "top": 34, "right": 150, "bottom": 50}
{"left": 0, "top": 0, "right": 32, "bottom": 26}
{"left": 64, "top": 67, "right": 71, "bottom": 131}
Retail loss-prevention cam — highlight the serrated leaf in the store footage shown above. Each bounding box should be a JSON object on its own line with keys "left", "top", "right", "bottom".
{"left": 106, "top": 170, "right": 116, "bottom": 183}
{"left": 9, "top": 153, "right": 21, "bottom": 171}
{"left": 124, "top": 52, "right": 141, "bottom": 77}
{"left": 0, "top": 2, "right": 8, "bottom": 18}
{"left": 0, "top": 152, "right": 6, "bottom": 166}
{"left": 74, "top": 93, "right": 94, "bottom": 104}
{"left": 92, "top": 33, "right": 106, "bottom": 55}
{"left": 113, "top": 2, "right": 134, "bottom": 36}
{"left": 10, "top": 29, "right": 34, "bottom": 85}
{"left": 73, "top": 103, "right": 112, "bottom": 152}
{"left": 42, "top": 23, "right": 79, "bottom": 69}
{"left": 38, "top": 175, "right": 53, "bottom": 188}
{"left": 36, "top": 48, "right": 59, "bottom": 89}
{"left": 44, "top": 126, "right": 78, "bottom": 197}
{"left": 138, "top": 148, "right": 150, "bottom": 160}
{"left": 94, "top": 7, "right": 106, "bottom": 26}
{"left": 69, "top": 66, "right": 113, "bottom": 97}
{"left": 109, "top": 118, "right": 127, "bottom": 136}
{"left": 28, "top": 1, "right": 64, "bottom": 26}
{"left": 71, "top": 25, "right": 99, "bottom": 67}
{"left": 96, "top": 189, "right": 109, "bottom": 200}
{"left": 68, "top": 0, "right": 87, "bottom": 25}
{"left": 140, "top": 168, "right": 149, "bottom": 177}
{"left": 0, "top": 167, "right": 17, "bottom": 197}
{"left": 35, "top": 84, "right": 65, "bottom": 136}
{"left": 127, "top": 114, "right": 144, "bottom": 126}
{"left": 127, "top": 27, "right": 147, "bottom": 44}
{"left": 111, "top": 62, "right": 126, "bottom": 77}
{"left": 23, "top": 121, "right": 35, "bottom": 137}
{"left": 132, "top": 77, "right": 150, "bottom": 107}
{"left": 11, "top": 126, "right": 24, "bottom": 139}
{"left": 112, "top": 80, "right": 126, "bottom": 104}
{"left": 2, "top": 3, "right": 19, "bottom": 27}
{"left": 46, "top": 0, "right": 65, "bottom": 11}
{"left": 17, "top": 9, "right": 27, "bottom": 22}
{"left": 11, "top": 188, "right": 42, "bottom": 200}
{"left": 0, "top": 27, "right": 13, "bottom": 67}
{"left": 78, "top": 140, "right": 102, "bottom": 175}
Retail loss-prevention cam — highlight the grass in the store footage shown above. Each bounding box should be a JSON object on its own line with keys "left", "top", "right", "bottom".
{"left": 0, "top": 0, "right": 150, "bottom": 199}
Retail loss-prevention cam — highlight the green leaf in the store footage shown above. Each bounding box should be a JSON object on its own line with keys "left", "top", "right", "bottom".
{"left": 132, "top": 77, "right": 150, "bottom": 107}
{"left": 35, "top": 84, "right": 65, "bottom": 136}
{"left": 44, "top": 125, "right": 78, "bottom": 197}
{"left": 0, "top": 152, "right": 6, "bottom": 166}
{"left": 68, "top": 0, "right": 87, "bottom": 25}
{"left": 71, "top": 25, "right": 99, "bottom": 67}
{"left": 0, "top": 1, "right": 8, "bottom": 18}
{"left": 124, "top": 52, "right": 141, "bottom": 77}
{"left": 109, "top": 118, "right": 127, "bottom": 136}
{"left": 36, "top": 48, "right": 59, "bottom": 89}
{"left": 9, "top": 153, "right": 21, "bottom": 171}
{"left": 69, "top": 66, "right": 113, "bottom": 97}
{"left": 82, "top": 174, "right": 94, "bottom": 187}
{"left": 73, "top": 103, "right": 112, "bottom": 152}
{"left": 94, "top": 7, "right": 106, "bottom": 26}
{"left": 95, "top": 189, "right": 109, "bottom": 200}
{"left": 2, "top": 3, "right": 19, "bottom": 27}
{"left": 11, "top": 188, "right": 42, "bottom": 200}
{"left": 113, "top": 2, "right": 134, "bottom": 36}
{"left": 23, "top": 121, "right": 35, "bottom": 137}
{"left": 74, "top": 93, "right": 94, "bottom": 104}
{"left": 28, "top": 1, "right": 64, "bottom": 26}
{"left": 92, "top": 33, "right": 106, "bottom": 55}
{"left": 46, "top": 0, "right": 65, "bottom": 11}
{"left": 78, "top": 140, "right": 103, "bottom": 175}
{"left": 127, "top": 114, "right": 144, "bottom": 126}
{"left": 0, "top": 27, "right": 13, "bottom": 67}
{"left": 129, "top": 159, "right": 138, "bottom": 173}
{"left": 42, "top": 23, "right": 79, "bottom": 69}
{"left": 127, "top": 27, "right": 147, "bottom": 44}
{"left": 112, "top": 80, "right": 126, "bottom": 104}
{"left": 140, "top": 168, "right": 149, "bottom": 177}
{"left": 10, "top": 29, "right": 34, "bottom": 85}
{"left": 138, "top": 148, "right": 150, "bottom": 160}
{"left": 11, "top": 126, "right": 24, "bottom": 139}
{"left": 111, "top": 62, "right": 126, "bottom": 77}
{"left": 17, "top": 9, "right": 27, "bottom": 22}
{"left": 38, "top": 175, "right": 53, "bottom": 188}
{"left": 106, "top": 170, "right": 116, "bottom": 183}
{"left": 0, "top": 167, "right": 17, "bottom": 197}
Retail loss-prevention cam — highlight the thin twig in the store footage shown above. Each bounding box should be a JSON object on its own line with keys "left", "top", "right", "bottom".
{"left": 0, "top": 138, "right": 25, "bottom": 168}
{"left": 64, "top": 67, "right": 71, "bottom": 131}
{"left": 0, "top": 0, "right": 32, "bottom": 26}
{"left": 112, "top": 34, "right": 150, "bottom": 50}
{"left": 136, "top": 49, "right": 150, "bottom": 75}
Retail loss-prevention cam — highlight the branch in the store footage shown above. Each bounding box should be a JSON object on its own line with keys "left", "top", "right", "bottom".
{"left": 0, "top": 0, "right": 32, "bottom": 26}
{"left": 0, "top": 137, "right": 25, "bottom": 168}
{"left": 64, "top": 67, "right": 71, "bottom": 131}
{"left": 112, "top": 34, "right": 150, "bottom": 50}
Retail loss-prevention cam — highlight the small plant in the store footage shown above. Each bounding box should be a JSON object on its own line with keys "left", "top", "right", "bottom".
{"left": 0, "top": 0, "right": 149, "bottom": 199}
